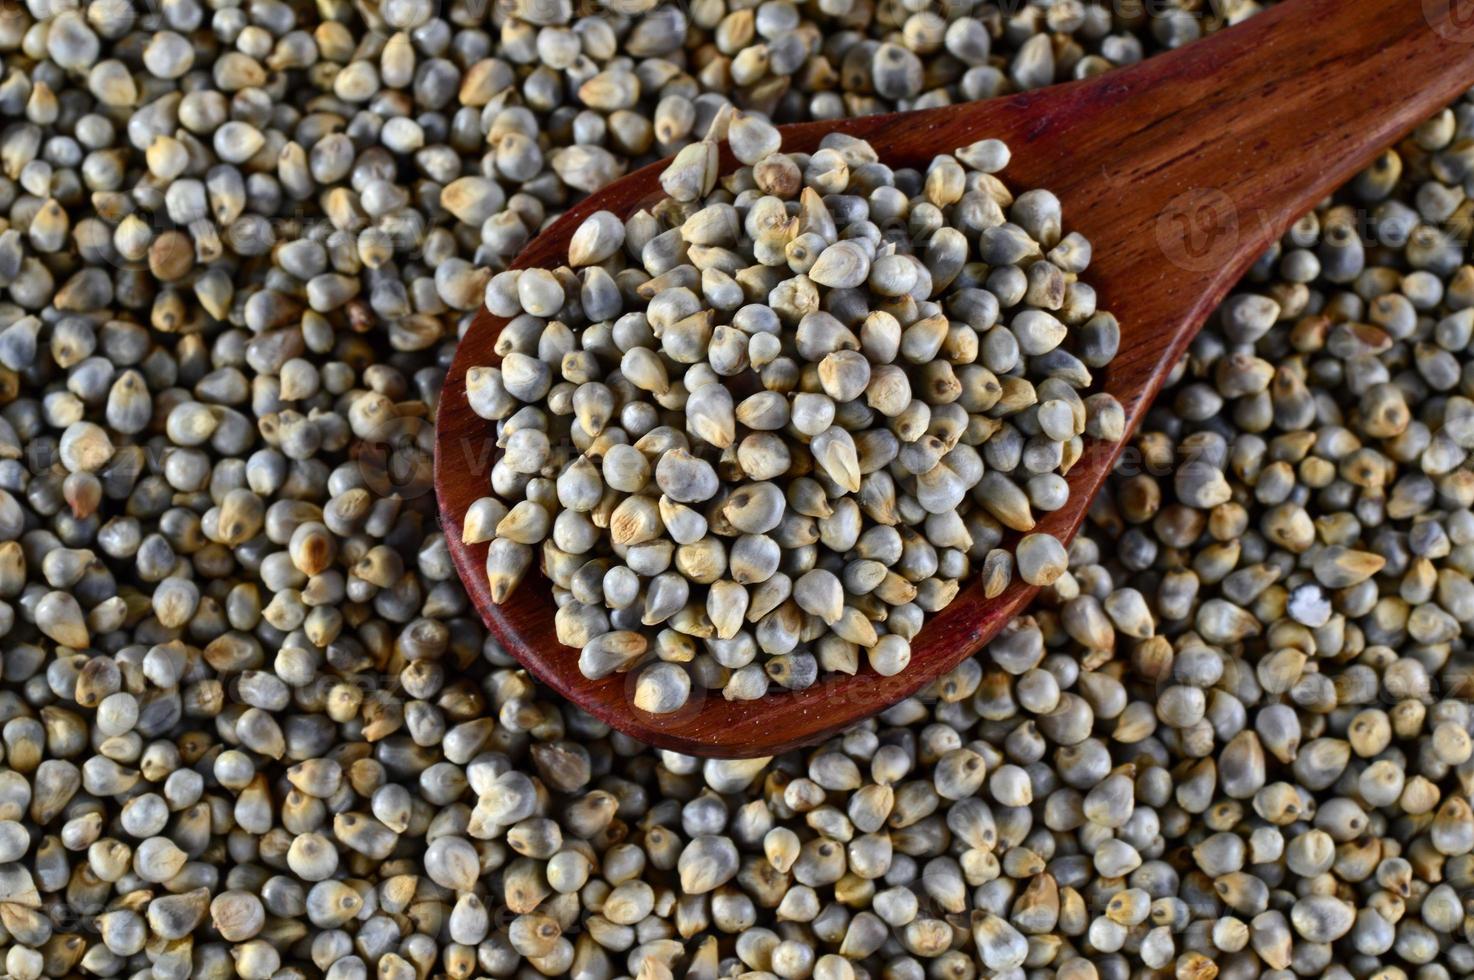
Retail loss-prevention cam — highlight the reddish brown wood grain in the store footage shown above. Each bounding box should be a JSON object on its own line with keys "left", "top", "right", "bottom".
{"left": 437, "top": 0, "right": 1474, "bottom": 756}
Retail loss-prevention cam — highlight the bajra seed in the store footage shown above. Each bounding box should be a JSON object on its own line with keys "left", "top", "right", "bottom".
{"left": 473, "top": 126, "right": 1116, "bottom": 702}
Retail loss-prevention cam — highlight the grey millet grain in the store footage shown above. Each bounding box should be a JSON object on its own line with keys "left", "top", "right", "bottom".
{"left": 470, "top": 122, "right": 1122, "bottom": 710}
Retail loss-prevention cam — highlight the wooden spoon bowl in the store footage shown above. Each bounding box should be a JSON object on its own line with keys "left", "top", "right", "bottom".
{"left": 437, "top": 0, "right": 1474, "bottom": 756}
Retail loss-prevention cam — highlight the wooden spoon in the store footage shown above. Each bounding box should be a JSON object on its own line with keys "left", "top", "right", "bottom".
{"left": 436, "top": 0, "right": 1474, "bottom": 756}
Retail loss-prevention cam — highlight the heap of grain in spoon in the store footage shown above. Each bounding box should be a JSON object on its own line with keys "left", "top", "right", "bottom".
{"left": 464, "top": 110, "right": 1123, "bottom": 712}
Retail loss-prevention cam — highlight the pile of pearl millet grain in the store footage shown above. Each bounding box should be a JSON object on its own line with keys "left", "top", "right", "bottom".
{"left": 1, "top": 0, "right": 1474, "bottom": 977}
{"left": 466, "top": 122, "right": 1121, "bottom": 712}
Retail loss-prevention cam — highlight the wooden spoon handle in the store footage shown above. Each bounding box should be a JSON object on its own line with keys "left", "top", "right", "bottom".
{"left": 1030, "top": 0, "right": 1474, "bottom": 417}
{"left": 773, "top": 0, "right": 1474, "bottom": 419}
{"left": 1043, "top": 0, "right": 1474, "bottom": 360}
{"left": 1082, "top": 0, "right": 1474, "bottom": 231}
